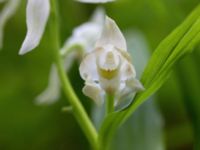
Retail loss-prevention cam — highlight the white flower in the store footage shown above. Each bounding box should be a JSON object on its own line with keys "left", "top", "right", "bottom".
{"left": 61, "top": 7, "right": 104, "bottom": 55}
{"left": 19, "top": 0, "right": 50, "bottom": 55}
{"left": 0, "top": 0, "right": 20, "bottom": 49}
{"left": 35, "top": 8, "right": 104, "bottom": 105}
{"left": 76, "top": 0, "right": 115, "bottom": 3}
{"left": 79, "top": 16, "right": 144, "bottom": 106}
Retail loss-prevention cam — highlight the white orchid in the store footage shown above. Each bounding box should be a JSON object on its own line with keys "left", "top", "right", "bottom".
{"left": 61, "top": 7, "right": 105, "bottom": 55}
{"left": 35, "top": 8, "right": 105, "bottom": 105}
{"left": 0, "top": 0, "right": 20, "bottom": 49}
{"left": 19, "top": 0, "right": 50, "bottom": 55}
{"left": 76, "top": 0, "right": 115, "bottom": 3}
{"left": 79, "top": 17, "right": 144, "bottom": 106}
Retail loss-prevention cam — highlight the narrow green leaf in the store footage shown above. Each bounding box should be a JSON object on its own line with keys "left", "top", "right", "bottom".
{"left": 98, "top": 4, "right": 200, "bottom": 149}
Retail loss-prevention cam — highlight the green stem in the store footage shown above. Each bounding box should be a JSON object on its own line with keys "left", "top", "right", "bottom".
{"left": 106, "top": 94, "right": 115, "bottom": 115}
{"left": 60, "top": 43, "right": 84, "bottom": 57}
{"left": 49, "top": 0, "right": 98, "bottom": 149}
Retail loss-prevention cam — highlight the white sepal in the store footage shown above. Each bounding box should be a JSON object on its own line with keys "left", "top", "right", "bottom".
{"left": 0, "top": 0, "right": 20, "bottom": 49}
{"left": 79, "top": 51, "right": 99, "bottom": 81}
{"left": 126, "top": 77, "right": 145, "bottom": 91}
{"left": 19, "top": 0, "right": 50, "bottom": 55}
{"left": 96, "top": 16, "right": 127, "bottom": 51}
{"left": 82, "top": 79, "right": 104, "bottom": 106}
{"left": 61, "top": 7, "right": 104, "bottom": 54}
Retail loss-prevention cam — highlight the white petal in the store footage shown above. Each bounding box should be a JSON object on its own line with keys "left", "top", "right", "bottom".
{"left": 35, "top": 65, "right": 61, "bottom": 105}
{"left": 19, "top": 0, "right": 50, "bottom": 55}
{"left": 79, "top": 50, "right": 99, "bottom": 81}
{"left": 60, "top": 7, "right": 104, "bottom": 56}
{"left": 120, "top": 60, "right": 136, "bottom": 80}
{"left": 90, "top": 7, "right": 105, "bottom": 25}
{"left": 127, "top": 77, "right": 144, "bottom": 91}
{"left": 115, "top": 78, "right": 144, "bottom": 107}
{"left": 0, "top": 0, "right": 20, "bottom": 49}
{"left": 82, "top": 80, "right": 104, "bottom": 106}
{"left": 67, "top": 23, "right": 101, "bottom": 53}
{"left": 76, "top": 0, "right": 115, "bottom": 3}
{"left": 62, "top": 8, "right": 104, "bottom": 54}
{"left": 96, "top": 16, "right": 127, "bottom": 51}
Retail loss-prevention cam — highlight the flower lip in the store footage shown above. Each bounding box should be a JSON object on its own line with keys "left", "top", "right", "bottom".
{"left": 97, "top": 49, "right": 121, "bottom": 70}
{"left": 98, "top": 67, "right": 119, "bottom": 80}
{"left": 96, "top": 48, "right": 121, "bottom": 79}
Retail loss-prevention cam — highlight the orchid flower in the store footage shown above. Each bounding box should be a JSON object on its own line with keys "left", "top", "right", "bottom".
{"left": 76, "top": 0, "right": 115, "bottom": 3}
{"left": 35, "top": 8, "right": 105, "bottom": 105}
{"left": 61, "top": 7, "right": 104, "bottom": 55}
{"left": 0, "top": 0, "right": 20, "bottom": 49}
{"left": 79, "top": 17, "right": 144, "bottom": 106}
{"left": 19, "top": 0, "right": 50, "bottom": 55}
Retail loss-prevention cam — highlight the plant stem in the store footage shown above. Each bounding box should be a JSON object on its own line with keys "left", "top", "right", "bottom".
{"left": 49, "top": 0, "right": 98, "bottom": 149}
{"left": 106, "top": 93, "right": 114, "bottom": 115}
{"left": 60, "top": 43, "right": 84, "bottom": 57}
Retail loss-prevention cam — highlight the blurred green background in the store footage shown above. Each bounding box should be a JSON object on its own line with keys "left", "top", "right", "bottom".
{"left": 0, "top": 0, "right": 200, "bottom": 150}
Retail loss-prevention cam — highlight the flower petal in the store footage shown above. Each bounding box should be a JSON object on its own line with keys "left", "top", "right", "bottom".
{"left": 61, "top": 8, "right": 104, "bottom": 54}
{"left": 90, "top": 7, "right": 105, "bottom": 25}
{"left": 35, "top": 65, "right": 61, "bottom": 105}
{"left": 96, "top": 16, "right": 127, "bottom": 51}
{"left": 19, "top": 0, "right": 50, "bottom": 55}
{"left": 76, "top": 0, "right": 115, "bottom": 3}
{"left": 82, "top": 80, "right": 104, "bottom": 106}
{"left": 120, "top": 60, "right": 136, "bottom": 80}
{"left": 115, "top": 77, "right": 144, "bottom": 107}
{"left": 66, "top": 23, "right": 101, "bottom": 53}
{"left": 0, "top": 0, "right": 20, "bottom": 49}
{"left": 79, "top": 50, "right": 99, "bottom": 80}
{"left": 127, "top": 77, "right": 144, "bottom": 91}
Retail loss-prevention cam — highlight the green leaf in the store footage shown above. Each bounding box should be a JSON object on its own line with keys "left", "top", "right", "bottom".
{"left": 98, "top": 4, "right": 200, "bottom": 150}
{"left": 112, "top": 98, "right": 164, "bottom": 150}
